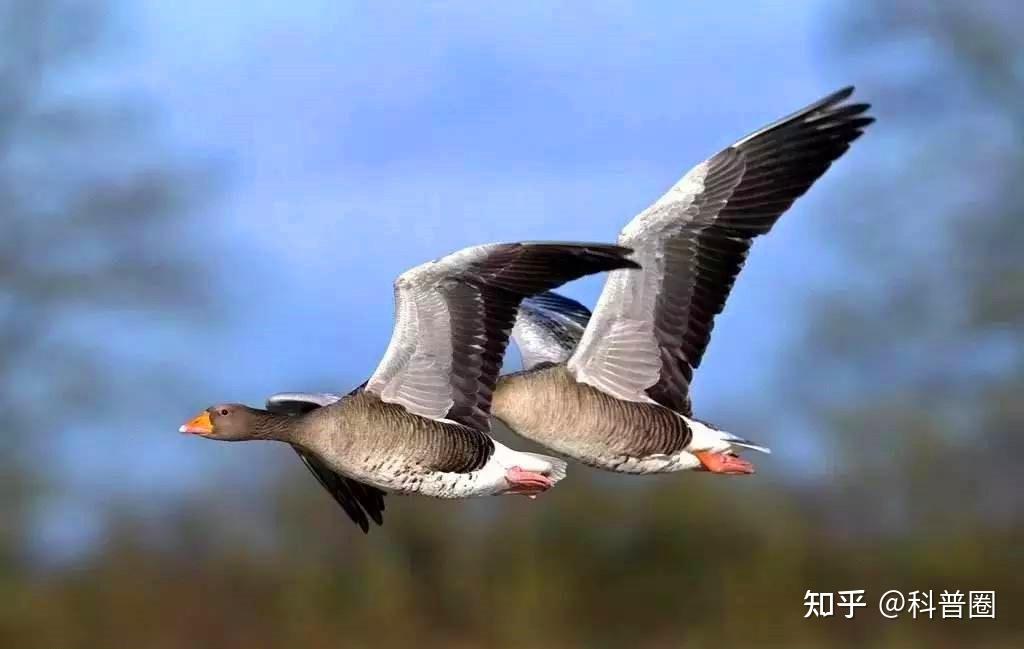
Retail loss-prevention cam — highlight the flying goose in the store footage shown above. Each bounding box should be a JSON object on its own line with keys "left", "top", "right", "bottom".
{"left": 180, "top": 242, "right": 639, "bottom": 532}
{"left": 487, "top": 87, "right": 873, "bottom": 475}
{"left": 264, "top": 292, "right": 596, "bottom": 530}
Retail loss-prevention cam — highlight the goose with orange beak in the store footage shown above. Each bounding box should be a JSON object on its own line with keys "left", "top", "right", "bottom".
{"left": 180, "top": 241, "right": 638, "bottom": 532}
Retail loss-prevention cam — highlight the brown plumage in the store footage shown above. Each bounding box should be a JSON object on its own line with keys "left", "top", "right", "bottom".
{"left": 493, "top": 364, "right": 691, "bottom": 471}
{"left": 295, "top": 390, "right": 495, "bottom": 478}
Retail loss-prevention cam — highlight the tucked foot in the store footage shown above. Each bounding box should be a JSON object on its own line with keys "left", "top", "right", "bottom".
{"left": 695, "top": 451, "right": 756, "bottom": 475}
{"left": 505, "top": 466, "right": 555, "bottom": 497}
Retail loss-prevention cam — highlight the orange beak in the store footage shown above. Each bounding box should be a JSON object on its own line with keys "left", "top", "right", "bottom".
{"left": 179, "top": 411, "right": 213, "bottom": 435}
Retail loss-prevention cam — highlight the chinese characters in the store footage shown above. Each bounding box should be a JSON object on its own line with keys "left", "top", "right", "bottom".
{"left": 803, "top": 589, "right": 995, "bottom": 620}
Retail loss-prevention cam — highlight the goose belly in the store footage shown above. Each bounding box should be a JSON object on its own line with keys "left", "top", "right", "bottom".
{"left": 392, "top": 464, "right": 508, "bottom": 499}
{"left": 588, "top": 450, "right": 702, "bottom": 474}
{"left": 311, "top": 453, "right": 505, "bottom": 499}
{"left": 492, "top": 365, "right": 694, "bottom": 474}
{"left": 305, "top": 396, "right": 509, "bottom": 498}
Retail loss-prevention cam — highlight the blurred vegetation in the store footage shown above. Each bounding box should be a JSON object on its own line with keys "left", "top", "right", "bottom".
{"left": 1, "top": 1, "right": 1022, "bottom": 647}
{"left": 0, "top": 0, "right": 211, "bottom": 598}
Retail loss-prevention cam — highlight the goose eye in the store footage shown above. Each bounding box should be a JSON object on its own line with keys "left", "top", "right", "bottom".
{"left": 219, "top": 408, "right": 229, "bottom": 416}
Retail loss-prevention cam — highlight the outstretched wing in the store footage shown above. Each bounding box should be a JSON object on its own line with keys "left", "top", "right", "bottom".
{"left": 293, "top": 450, "right": 385, "bottom": 533}
{"left": 511, "top": 291, "right": 592, "bottom": 369}
{"left": 366, "top": 242, "right": 638, "bottom": 431}
{"left": 569, "top": 87, "right": 873, "bottom": 414}
{"left": 267, "top": 386, "right": 384, "bottom": 534}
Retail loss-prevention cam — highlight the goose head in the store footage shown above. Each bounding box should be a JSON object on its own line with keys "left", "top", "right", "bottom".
{"left": 179, "top": 404, "right": 281, "bottom": 441}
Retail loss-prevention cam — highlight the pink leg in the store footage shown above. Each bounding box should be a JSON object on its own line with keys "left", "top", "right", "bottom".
{"left": 505, "top": 466, "right": 554, "bottom": 497}
{"left": 695, "top": 451, "right": 755, "bottom": 475}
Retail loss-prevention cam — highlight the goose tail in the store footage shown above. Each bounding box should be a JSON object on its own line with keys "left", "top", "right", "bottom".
{"left": 494, "top": 442, "right": 568, "bottom": 483}
{"left": 723, "top": 436, "right": 772, "bottom": 455}
{"left": 519, "top": 452, "right": 568, "bottom": 482}
{"left": 687, "top": 417, "right": 772, "bottom": 455}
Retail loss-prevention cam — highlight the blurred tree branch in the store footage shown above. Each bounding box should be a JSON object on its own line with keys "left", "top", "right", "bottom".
{"left": 0, "top": 0, "right": 217, "bottom": 563}
{"left": 789, "top": 0, "right": 1024, "bottom": 529}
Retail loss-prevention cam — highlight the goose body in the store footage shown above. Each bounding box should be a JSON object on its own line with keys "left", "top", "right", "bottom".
{"left": 494, "top": 364, "right": 696, "bottom": 473}
{"left": 493, "top": 364, "right": 763, "bottom": 473}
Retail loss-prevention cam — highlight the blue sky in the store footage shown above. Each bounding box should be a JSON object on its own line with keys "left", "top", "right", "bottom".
{"left": 39, "top": 0, "right": 883, "bottom": 552}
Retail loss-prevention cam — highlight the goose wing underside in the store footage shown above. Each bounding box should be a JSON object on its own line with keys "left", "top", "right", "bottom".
{"left": 511, "top": 291, "right": 592, "bottom": 369}
{"left": 569, "top": 87, "right": 873, "bottom": 414}
{"left": 365, "top": 242, "right": 638, "bottom": 430}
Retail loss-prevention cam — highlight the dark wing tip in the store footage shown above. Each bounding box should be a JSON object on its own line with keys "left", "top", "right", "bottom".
{"left": 825, "top": 85, "right": 855, "bottom": 103}
{"left": 354, "top": 512, "right": 370, "bottom": 534}
{"left": 806, "top": 86, "right": 857, "bottom": 114}
{"left": 484, "top": 241, "right": 640, "bottom": 293}
{"left": 850, "top": 114, "right": 876, "bottom": 129}
{"left": 292, "top": 448, "right": 385, "bottom": 534}
{"left": 520, "top": 241, "right": 641, "bottom": 270}
{"left": 366, "top": 508, "right": 384, "bottom": 527}
{"left": 517, "top": 241, "right": 635, "bottom": 256}
{"left": 354, "top": 482, "right": 386, "bottom": 526}
{"left": 734, "top": 85, "right": 874, "bottom": 148}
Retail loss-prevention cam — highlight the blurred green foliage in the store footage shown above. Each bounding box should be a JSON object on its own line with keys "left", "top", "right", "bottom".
{"left": 1, "top": 1, "right": 1022, "bottom": 647}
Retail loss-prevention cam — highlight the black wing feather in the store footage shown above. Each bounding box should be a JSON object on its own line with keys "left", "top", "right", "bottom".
{"left": 645, "top": 88, "right": 873, "bottom": 414}
{"left": 268, "top": 383, "right": 386, "bottom": 533}
{"left": 512, "top": 291, "right": 593, "bottom": 368}
{"left": 522, "top": 291, "right": 592, "bottom": 328}
{"left": 443, "top": 243, "right": 637, "bottom": 430}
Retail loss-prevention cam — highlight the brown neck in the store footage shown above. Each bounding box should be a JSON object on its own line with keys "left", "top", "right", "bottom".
{"left": 249, "top": 410, "right": 305, "bottom": 443}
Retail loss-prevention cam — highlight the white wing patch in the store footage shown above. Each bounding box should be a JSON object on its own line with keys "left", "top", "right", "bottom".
{"left": 366, "top": 267, "right": 456, "bottom": 421}
{"left": 568, "top": 160, "right": 710, "bottom": 403}
{"left": 620, "top": 160, "right": 709, "bottom": 239}
{"left": 576, "top": 318, "right": 662, "bottom": 401}
{"left": 511, "top": 298, "right": 589, "bottom": 369}
{"left": 512, "top": 319, "right": 570, "bottom": 369}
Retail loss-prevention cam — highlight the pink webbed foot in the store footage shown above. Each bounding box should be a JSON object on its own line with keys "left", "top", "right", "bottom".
{"left": 505, "top": 466, "right": 554, "bottom": 498}
{"left": 695, "top": 451, "right": 755, "bottom": 475}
